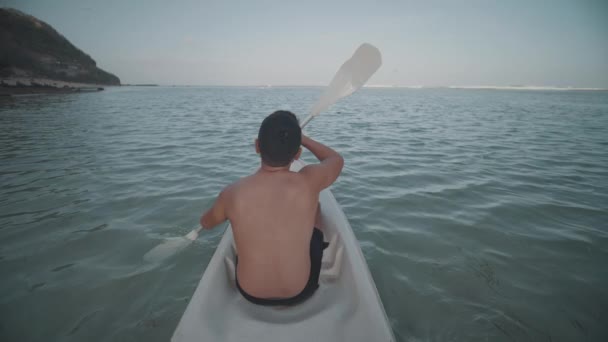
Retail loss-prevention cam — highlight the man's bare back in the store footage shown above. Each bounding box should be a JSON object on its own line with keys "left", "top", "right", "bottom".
{"left": 223, "top": 167, "right": 319, "bottom": 298}
{"left": 199, "top": 111, "right": 343, "bottom": 303}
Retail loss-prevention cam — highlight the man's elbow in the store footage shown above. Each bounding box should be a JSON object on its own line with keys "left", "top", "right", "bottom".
{"left": 336, "top": 154, "right": 345, "bottom": 173}
{"left": 200, "top": 215, "right": 213, "bottom": 230}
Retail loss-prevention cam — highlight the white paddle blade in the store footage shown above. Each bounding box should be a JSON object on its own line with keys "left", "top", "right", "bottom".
{"left": 308, "top": 43, "right": 382, "bottom": 119}
{"left": 143, "top": 237, "right": 193, "bottom": 263}
{"left": 185, "top": 229, "right": 199, "bottom": 241}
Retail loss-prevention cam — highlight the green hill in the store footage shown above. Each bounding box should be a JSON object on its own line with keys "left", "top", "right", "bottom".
{"left": 0, "top": 8, "right": 120, "bottom": 85}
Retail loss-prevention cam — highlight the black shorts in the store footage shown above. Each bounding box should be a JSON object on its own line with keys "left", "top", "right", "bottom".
{"left": 235, "top": 228, "right": 329, "bottom": 306}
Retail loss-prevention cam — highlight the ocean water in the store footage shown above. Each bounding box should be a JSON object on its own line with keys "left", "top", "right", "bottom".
{"left": 1, "top": 86, "right": 607, "bottom": 342}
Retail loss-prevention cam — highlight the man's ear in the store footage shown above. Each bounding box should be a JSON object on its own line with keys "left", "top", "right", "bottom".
{"left": 294, "top": 147, "right": 302, "bottom": 160}
{"left": 255, "top": 139, "right": 260, "bottom": 154}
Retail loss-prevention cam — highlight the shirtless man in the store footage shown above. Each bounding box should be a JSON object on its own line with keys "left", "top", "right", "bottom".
{"left": 199, "top": 110, "right": 344, "bottom": 306}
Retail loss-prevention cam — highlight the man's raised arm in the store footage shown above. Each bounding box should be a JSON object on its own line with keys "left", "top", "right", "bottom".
{"left": 299, "top": 134, "right": 344, "bottom": 191}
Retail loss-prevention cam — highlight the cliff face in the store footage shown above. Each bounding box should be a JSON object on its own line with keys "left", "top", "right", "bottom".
{"left": 0, "top": 8, "right": 120, "bottom": 85}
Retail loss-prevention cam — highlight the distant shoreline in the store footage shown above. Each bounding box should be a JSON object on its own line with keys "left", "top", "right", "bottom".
{"left": 3, "top": 81, "right": 606, "bottom": 96}
{"left": 0, "top": 77, "right": 111, "bottom": 96}
{"left": 0, "top": 86, "right": 105, "bottom": 96}
{"left": 122, "top": 84, "right": 158, "bottom": 87}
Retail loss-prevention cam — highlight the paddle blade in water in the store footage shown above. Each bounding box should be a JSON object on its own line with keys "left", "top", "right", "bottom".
{"left": 308, "top": 43, "right": 382, "bottom": 118}
{"left": 143, "top": 237, "right": 192, "bottom": 263}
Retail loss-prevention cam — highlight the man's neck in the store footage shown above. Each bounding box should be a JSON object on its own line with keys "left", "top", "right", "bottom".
{"left": 259, "top": 162, "right": 291, "bottom": 173}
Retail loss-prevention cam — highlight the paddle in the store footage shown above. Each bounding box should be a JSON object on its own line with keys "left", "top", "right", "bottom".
{"left": 143, "top": 43, "right": 382, "bottom": 262}
{"left": 300, "top": 43, "right": 382, "bottom": 128}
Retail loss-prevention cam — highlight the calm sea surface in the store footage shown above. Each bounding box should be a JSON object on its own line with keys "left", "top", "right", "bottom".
{"left": 1, "top": 87, "right": 607, "bottom": 341}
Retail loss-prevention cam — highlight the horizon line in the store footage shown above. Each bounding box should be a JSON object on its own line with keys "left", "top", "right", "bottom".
{"left": 120, "top": 84, "right": 608, "bottom": 91}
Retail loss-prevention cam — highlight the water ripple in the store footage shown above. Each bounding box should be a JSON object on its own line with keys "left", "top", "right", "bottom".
{"left": 1, "top": 87, "right": 608, "bottom": 341}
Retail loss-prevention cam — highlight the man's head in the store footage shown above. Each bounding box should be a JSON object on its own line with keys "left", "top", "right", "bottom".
{"left": 256, "top": 110, "right": 302, "bottom": 167}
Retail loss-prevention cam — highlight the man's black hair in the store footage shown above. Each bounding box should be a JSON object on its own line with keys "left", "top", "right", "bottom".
{"left": 258, "top": 110, "right": 301, "bottom": 167}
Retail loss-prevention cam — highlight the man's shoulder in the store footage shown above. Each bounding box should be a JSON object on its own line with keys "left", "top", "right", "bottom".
{"left": 224, "top": 175, "right": 252, "bottom": 193}
{"left": 226, "top": 173, "right": 272, "bottom": 197}
{"left": 286, "top": 170, "right": 320, "bottom": 195}
{"left": 230, "top": 171, "right": 314, "bottom": 194}
{"left": 295, "top": 164, "right": 321, "bottom": 184}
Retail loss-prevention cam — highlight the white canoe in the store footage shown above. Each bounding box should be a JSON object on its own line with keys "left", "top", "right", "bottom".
{"left": 172, "top": 160, "right": 395, "bottom": 342}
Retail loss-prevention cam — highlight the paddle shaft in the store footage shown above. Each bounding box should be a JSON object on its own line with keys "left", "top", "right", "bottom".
{"left": 300, "top": 113, "right": 314, "bottom": 129}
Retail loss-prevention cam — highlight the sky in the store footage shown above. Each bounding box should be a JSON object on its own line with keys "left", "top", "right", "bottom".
{"left": 3, "top": 0, "right": 608, "bottom": 87}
